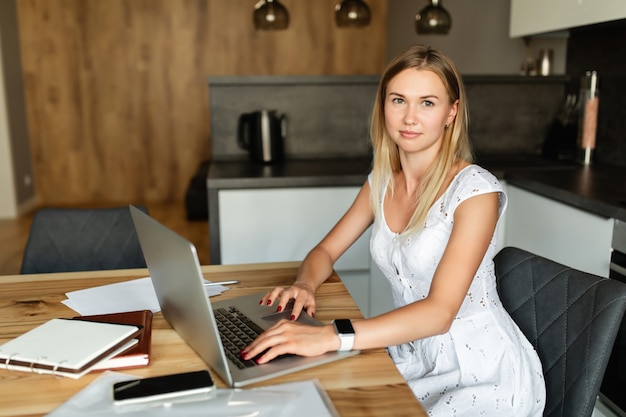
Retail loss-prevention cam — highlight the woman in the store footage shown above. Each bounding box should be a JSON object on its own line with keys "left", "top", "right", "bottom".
{"left": 241, "top": 45, "right": 546, "bottom": 416}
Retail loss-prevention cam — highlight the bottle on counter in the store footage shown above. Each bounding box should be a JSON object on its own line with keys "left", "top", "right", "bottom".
{"left": 577, "top": 71, "right": 599, "bottom": 165}
{"left": 538, "top": 49, "right": 553, "bottom": 76}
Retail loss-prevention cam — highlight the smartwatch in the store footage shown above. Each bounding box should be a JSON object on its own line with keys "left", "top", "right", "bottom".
{"left": 332, "top": 319, "right": 355, "bottom": 352}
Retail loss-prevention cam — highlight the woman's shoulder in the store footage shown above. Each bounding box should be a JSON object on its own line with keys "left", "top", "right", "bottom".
{"left": 456, "top": 164, "right": 501, "bottom": 187}
{"left": 447, "top": 164, "right": 504, "bottom": 198}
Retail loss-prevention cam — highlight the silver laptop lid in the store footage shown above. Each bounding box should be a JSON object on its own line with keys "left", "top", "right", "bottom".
{"left": 129, "top": 205, "right": 359, "bottom": 387}
{"left": 129, "top": 205, "right": 234, "bottom": 385}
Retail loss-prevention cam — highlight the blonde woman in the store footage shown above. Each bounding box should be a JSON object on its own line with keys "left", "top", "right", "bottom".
{"left": 242, "top": 46, "right": 546, "bottom": 416}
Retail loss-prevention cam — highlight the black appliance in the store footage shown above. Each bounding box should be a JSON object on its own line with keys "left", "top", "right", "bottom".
{"left": 600, "top": 219, "right": 626, "bottom": 417}
{"left": 237, "top": 110, "right": 286, "bottom": 164}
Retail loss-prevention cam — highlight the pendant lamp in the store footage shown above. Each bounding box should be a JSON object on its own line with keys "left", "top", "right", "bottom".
{"left": 415, "top": 0, "right": 451, "bottom": 35}
{"left": 254, "top": 0, "right": 289, "bottom": 30}
{"left": 335, "top": 0, "right": 371, "bottom": 28}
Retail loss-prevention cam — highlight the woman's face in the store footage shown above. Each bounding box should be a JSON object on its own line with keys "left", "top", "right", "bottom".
{"left": 384, "top": 68, "right": 458, "bottom": 158}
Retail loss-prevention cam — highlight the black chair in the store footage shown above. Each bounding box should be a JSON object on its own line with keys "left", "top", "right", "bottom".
{"left": 20, "top": 206, "right": 148, "bottom": 274}
{"left": 494, "top": 247, "right": 626, "bottom": 417}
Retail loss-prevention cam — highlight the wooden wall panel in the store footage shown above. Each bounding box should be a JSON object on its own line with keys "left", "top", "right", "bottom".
{"left": 16, "top": 0, "right": 387, "bottom": 204}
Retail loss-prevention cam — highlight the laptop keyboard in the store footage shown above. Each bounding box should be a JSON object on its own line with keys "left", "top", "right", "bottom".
{"left": 214, "top": 306, "right": 266, "bottom": 369}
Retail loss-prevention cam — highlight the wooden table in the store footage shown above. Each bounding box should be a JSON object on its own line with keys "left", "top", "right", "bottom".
{"left": 0, "top": 263, "right": 425, "bottom": 417}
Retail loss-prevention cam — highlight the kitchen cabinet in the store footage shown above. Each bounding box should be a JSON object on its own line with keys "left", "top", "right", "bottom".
{"left": 503, "top": 184, "right": 613, "bottom": 277}
{"left": 510, "top": 0, "right": 626, "bottom": 37}
{"left": 217, "top": 186, "right": 394, "bottom": 317}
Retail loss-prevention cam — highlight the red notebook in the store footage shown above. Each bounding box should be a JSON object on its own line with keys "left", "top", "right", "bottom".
{"left": 73, "top": 310, "right": 153, "bottom": 370}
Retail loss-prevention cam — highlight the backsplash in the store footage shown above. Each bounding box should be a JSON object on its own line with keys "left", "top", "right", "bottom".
{"left": 208, "top": 75, "right": 565, "bottom": 160}
{"left": 464, "top": 76, "right": 565, "bottom": 155}
{"left": 209, "top": 76, "right": 378, "bottom": 160}
{"left": 566, "top": 20, "right": 626, "bottom": 168}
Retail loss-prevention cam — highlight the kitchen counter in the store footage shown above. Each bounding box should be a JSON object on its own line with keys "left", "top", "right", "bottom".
{"left": 207, "top": 156, "right": 626, "bottom": 226}
{"left": 503, "top": 163, "right": 626, "bottom": 222}
{"left": 207, "top": 158, "right": 372, "bottom": 189}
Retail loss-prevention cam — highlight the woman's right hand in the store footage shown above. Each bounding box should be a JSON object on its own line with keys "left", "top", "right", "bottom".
{"left": 260, "top": 282, "right": 317, "bottom": 320}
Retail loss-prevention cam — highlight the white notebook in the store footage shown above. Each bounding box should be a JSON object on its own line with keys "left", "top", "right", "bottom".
{"left": 0, "top": 318, "right": 141, "bottom": 379}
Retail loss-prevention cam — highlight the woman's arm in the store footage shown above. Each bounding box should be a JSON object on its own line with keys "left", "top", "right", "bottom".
{"left": 243, "top": 191, "right": 500, "bottom": 363}
{"left": 262, "top": 180, "right": 374, "bottom": 319}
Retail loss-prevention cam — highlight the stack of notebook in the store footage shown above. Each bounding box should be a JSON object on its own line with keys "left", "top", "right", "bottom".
{"left": 73, "top": 310, "right": 153, "bottom": 370}
{"left": 0, "top": 310, "right": 153, "bottom": 379}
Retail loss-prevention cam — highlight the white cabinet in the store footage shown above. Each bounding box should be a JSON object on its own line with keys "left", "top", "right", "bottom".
{"left": 218, "top": 186, "right": 393, "bottom": 317}
{"left": 510, "top": 0, "right": 626, "bottom": 37}
{"left": 504, "top": 184, "right": 613, "bottom": 277}
{"left": 218, "top": 187, "right": 366, "bottom": 267}
{"left": 496, "top": 181, "right": 508, "bottom": 255}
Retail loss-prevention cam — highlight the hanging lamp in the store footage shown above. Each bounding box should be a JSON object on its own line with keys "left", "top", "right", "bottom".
{"left": 253, "top": 0, "right": 289, "bottom": 30}
{"left": 335, "top": 0, "right": 371, "bottom": 28}
{"left": 415, "top": 0, "right": 451, "bottom": 35}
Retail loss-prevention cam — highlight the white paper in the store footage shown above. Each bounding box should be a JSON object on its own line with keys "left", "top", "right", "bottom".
{"left": 45, "top": 371, "right": 335, "bottom": 417}
{"left": 62, "top": 277, "right": 229, "bottom": 316}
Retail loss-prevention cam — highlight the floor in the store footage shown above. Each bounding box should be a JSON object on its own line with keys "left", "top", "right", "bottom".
{"left": 0, "top": 202, "right": 210, "bottom": 276}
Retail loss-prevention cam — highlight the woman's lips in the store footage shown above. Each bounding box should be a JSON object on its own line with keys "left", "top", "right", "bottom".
{"left": 400, "top": 130, "right": 420, "bottom": 138}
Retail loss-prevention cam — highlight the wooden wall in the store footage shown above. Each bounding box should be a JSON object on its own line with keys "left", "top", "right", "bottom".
{"left": 16, "top": 0, "right": 388, "bottom": 204}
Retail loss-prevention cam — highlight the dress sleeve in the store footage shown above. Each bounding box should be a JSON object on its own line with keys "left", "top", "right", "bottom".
{"left": 452, "top": 166, "right": 508, "bottom": 220}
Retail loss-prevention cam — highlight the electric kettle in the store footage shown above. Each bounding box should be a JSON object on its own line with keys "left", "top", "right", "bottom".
{"left": 237, "top": 110, "right": 286, "bottom": 164}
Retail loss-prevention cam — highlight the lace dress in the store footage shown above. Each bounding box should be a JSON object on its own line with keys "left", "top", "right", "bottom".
{"left": 369, "top": 165, "right": 546, "bottom": 416}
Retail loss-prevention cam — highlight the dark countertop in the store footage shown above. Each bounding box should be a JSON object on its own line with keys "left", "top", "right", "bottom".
{"left": 207, "top": 156, "right": 626, "bottom": 222}
{"left": 207, "top": 158, "right": 372, "bottom": 189}
{"left": 503, "top": 164, "right": 626, "bottom": 221}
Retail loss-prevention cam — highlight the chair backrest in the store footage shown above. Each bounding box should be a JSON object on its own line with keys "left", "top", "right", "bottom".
{"left": 494, "top": 247, "right": 626, "bottom": 417}
{"left": 20, "top": 206, "right": 148, "bottom": 274}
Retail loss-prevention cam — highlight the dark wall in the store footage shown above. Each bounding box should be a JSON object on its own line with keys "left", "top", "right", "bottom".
{"left": 209, "top": 75, "right": 566, "bottom": 161}
{"left": 567, "top": 19, "right": 626, "bottom": 167}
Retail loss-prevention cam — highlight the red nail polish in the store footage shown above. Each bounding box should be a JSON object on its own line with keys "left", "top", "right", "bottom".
{"left": 290, "top": 315, "right": 296, "bottom": 321}
{"left": 266, "top": 299, "right": 272, "bottom": 306}
{"left": 259, "top": 299, "right": 263, "bottom": 305}
{"left": 276, "top": 306, "right": 282, "bottom": 312}
{"left": 311, "top": 312, "right": 315, "bottom": 318}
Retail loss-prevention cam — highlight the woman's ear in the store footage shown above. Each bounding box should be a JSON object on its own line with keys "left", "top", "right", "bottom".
{"left": 446, "top": 100, "right": 459, "bottom": 126}
{"left": 446, "top": 99, "right": 459, "bottom": 127}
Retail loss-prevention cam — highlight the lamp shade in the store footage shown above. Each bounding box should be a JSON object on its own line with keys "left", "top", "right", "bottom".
{"left": 415, "top": 0, "right": 451, "bottom": 35}
{"left": 254, "top": 0, "right": 289, "bottom": 30}
{"left": 335, "top": 0, "right": 371, "bottom": 28}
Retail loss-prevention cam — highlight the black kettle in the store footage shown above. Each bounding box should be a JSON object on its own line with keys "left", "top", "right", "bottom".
{"left": 237, "top": 110, "right": 286, "bottom": 164}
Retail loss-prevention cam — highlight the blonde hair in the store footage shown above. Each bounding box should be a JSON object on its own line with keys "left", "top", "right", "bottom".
{"left": 369, "top": 45, "right": 473, "bottom": 237}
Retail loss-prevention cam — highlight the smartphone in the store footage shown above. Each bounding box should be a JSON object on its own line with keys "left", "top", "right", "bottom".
{"left": 112, "top": 370, "right": 215, "bottom": 406}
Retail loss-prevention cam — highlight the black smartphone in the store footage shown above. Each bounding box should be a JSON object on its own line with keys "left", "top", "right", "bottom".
{"left": 112, "top": 370, "right": 215, "bottom": 406}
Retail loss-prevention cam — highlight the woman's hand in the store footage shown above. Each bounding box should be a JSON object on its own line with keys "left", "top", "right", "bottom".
{"left": 241, "top": 320, "right": 339, "bottom": 364}
{"left": 260, "top": 282, "right": 317, "bottom": 320}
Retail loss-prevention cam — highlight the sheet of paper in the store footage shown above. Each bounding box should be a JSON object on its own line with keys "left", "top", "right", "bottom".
{"left": 62, "top": 277, "right": 228, "bottom": 316}
{"left": 45, "top": 371, "right": 336, "bottom": 417}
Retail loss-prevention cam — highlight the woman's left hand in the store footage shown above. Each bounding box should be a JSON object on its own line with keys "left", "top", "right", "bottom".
{"left": 241, "top": 320, "right": 339, "bottom": 364}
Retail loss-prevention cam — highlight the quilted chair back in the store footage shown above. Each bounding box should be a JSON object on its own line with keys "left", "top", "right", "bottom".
{"left": 20, "top": 206, "right": 148, "bottom": 274}
{"left": 494, "top": 247, "right": 626, "bottom": 417}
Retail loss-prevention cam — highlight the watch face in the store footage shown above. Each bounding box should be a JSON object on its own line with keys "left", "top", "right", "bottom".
{"left": 334, "top": 319, "right": 354, "bottom": 334}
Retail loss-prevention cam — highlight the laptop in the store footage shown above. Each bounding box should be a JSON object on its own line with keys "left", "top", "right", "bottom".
{"left": 129, "top": 205, "right": 358, "bottom": 387}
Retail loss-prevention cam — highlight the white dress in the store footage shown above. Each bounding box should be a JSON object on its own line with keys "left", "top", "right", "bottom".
{"left": 369, "top": 165, "right": 546, "bottom": 416}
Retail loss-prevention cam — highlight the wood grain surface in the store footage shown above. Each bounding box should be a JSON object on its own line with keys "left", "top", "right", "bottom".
{"left": 0, "top": 262, "right": 424, "bottom": 417}
{"left": 15, "top": 0, "right": 388, "bottom": 205}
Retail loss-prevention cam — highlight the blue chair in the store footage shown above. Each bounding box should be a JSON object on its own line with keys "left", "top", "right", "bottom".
{"left": 494, "top": 247, "right": 626, "bottom": 417}
{"left": 20, "top": 206, "right": 148, "bottom": 274}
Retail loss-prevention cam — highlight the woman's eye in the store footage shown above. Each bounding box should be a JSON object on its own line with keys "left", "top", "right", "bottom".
{"left": 422, "top": 100, "right": 434, "bottom": 107}
{"left": 391, "top": 97, "right": 404, "bottom": 105}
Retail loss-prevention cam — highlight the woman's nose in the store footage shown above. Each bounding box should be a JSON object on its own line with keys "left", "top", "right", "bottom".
{"left": 403, "top": 105, "right": 418, "bottom": 125}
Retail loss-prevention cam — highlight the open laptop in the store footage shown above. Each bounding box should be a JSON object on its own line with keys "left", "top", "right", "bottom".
{"left": 129, "top": 205, "right": 358, "bottom": 387}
